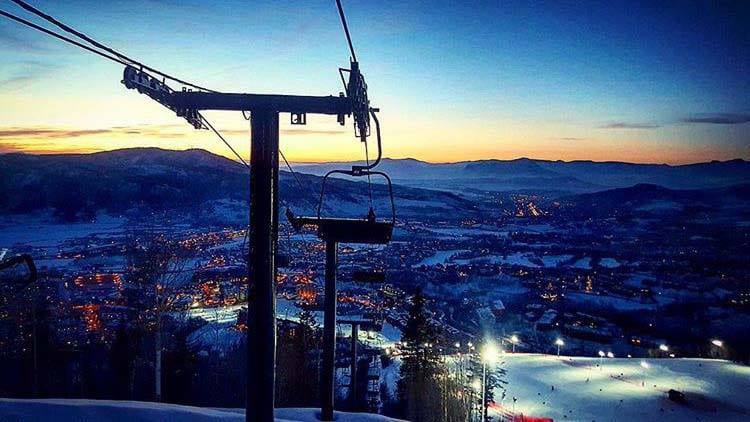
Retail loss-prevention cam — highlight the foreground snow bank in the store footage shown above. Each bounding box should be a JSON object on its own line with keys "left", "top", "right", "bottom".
{"left": 0, "top": 399, "right": 403, "bottom": 422}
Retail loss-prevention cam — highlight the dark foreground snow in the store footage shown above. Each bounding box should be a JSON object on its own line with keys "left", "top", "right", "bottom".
{"left": 0, "top": 399, "right": 404, "bottom": 422}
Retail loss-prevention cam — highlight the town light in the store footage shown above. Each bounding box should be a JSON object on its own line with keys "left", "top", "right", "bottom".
{"left": 598, "top": 350, "right": 605, "bottom": 357}
{"left": 711, "top": 339, "right": 723, "bottom": 348}
{"left": 659, "top": 344, "right": 669, "bottom": 352}
{"left": 510, "top": 335, "right": 519, "bottom": 352}
{"left": 607, "top": 351, "right": 614, "bottom": 358}
{"left": 455, "top": 342, "right": 461, "bottom": 348}
{"left": 555, "top": 338, "right": 564, "bottom": 357}
{"left": 482, "top": 342, "right": 499, "bottom": 365}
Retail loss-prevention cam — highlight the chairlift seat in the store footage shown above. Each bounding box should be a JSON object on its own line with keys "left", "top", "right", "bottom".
{"left": 290, "top": 216, "right": 393, "bottom": 244}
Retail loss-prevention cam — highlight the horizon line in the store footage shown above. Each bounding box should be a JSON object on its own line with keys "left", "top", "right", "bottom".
{"left": 1, "top": 146, "right": 747, "bottom": 167}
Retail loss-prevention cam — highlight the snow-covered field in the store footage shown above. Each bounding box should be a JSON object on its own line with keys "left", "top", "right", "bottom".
{"left": 0, "top": 399, "right": 404, "bottom": 421}
{"left": 493, "top": 353, "right": 750, "bottom": 422}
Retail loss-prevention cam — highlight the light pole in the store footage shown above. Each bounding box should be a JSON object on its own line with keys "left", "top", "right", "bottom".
{"left": 472, "top": 378, "right": 482, "bottom": 421}
{"left": 640, "top": 360, "right": 649, "bottom": 387}
{"left": 598, "top": 350, "right": 605, "bottom": 369}
{"left": 658, "top": 344, "right": 668, "bottom": 357}
{"left": 555, "top": 338, "right": 564, "bottom": 357}
{"left": 481, "top": 342, "right": 499, "bottom": 422}
{"left": 510, "top": 335, "right": 519, "bottom": 353}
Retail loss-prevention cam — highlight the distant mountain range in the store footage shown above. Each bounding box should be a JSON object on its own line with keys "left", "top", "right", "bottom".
{"left": 0, "top": 148, "right": 477, "bottom": 222}
{"left": 554, "top": 183, "right": 750, "bottom": 219}
{"left": 295, "top": 157, "right": 750, "bottom": 193}
{"left": 1, "top": 148, "right": 748, "bottom": 222}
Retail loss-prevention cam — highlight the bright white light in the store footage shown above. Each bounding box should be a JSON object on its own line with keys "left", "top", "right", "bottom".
{"left": 472, "top": 379, "right": 482, "bottom": 392}
{"left": 659, "top": 344, "right": 669, "bottom": 352}
{"left": 607, "top": 352, "right": 614, "bottom": 358}
{"left": 598, "top": 350, "right": 605, "bottom": 357}
{"left": 482, "top": 342, "right": 499, "bottom": 365}
{"left": 455, "top": 342, "right": 461, "bottom": 348}
{"left": 711, "top": 339, "right": 724, "bottom": 347}
{"left": 669, "top": 353, "right": 675, "bottom": 358}
{"left": 640, "top": 360, "right": 649, "bottom": 369}
{"left": 555, "top": 338, "right": 564, "bottom": 346}
{"left": 467, "top": 342, "right": 473, "bottom": 348}
{"left": 510, "top": 335, "right": 519, "bottom": 344}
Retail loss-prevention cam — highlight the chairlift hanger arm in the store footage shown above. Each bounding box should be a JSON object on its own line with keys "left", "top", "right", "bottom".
{"left": 316, "top": 169, "right": 396, "bottom": 224}
{"left": 170, "top": 91, "right": 352, "bottom": 115}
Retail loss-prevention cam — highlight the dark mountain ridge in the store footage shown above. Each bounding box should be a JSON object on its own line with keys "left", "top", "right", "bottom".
{"left": 295, "top": 156, "right": 750, "bottom": 193}
{"left": 0, "top": 148, "right": 478, "bottom": 222}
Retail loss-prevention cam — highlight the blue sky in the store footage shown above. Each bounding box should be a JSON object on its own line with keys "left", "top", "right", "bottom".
{"left": 0, "top": 0, "right": 748, "bottom": 163}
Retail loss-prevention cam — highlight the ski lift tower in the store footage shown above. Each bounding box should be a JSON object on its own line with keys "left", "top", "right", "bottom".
{"left": 120, "top": 2, "right": 378, "bottom": 420}
{"left": 123, "top": 64, "right": 366, "bottom": 421}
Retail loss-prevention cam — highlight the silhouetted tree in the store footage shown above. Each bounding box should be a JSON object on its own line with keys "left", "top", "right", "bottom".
{"left": 397, "top": 289, "right": 443, "bottom": 421}
{"left": 110, "top": 323, "right": 134, "bottom": 399}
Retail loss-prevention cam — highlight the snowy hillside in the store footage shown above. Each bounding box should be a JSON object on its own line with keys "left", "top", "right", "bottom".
{"left": 0, "top": 399, "right": 404, "bottom": 422}
{"left": 493, "top": 354, "right": 750, "bottom": 422}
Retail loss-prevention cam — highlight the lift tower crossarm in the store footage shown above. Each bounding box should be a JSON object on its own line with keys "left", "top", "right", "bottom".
{"left": 170, "top": 92, "right": 350, "bottom": 115}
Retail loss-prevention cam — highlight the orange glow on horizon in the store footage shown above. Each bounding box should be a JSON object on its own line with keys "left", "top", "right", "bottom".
{"left": 0, "top": 121, "right": 746, "bottom": 166}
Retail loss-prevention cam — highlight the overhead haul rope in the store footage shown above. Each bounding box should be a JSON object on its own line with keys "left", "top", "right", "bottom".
{"left": 1, "top": 2, "right": 250, "bottom": 171}
{"left": 9, "top": 0, "right": 217, "bottom": 93}
{"left": 1, "top": 1, "right": 259, "bottom": 254}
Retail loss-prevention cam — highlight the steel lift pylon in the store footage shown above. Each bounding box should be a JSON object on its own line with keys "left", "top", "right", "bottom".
{"left": 120, "top": 2, "right": 382, "bottom": 420}
{"left": 123, "top": 57, "right": 373, "bottom": 421}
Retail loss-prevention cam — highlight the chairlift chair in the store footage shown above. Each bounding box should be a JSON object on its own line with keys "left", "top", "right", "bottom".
{"left": 286, "top": 109, "right": 395, "bottom": 246}
{"left": 284, "top": 104, "right": 395, "bottom": 419}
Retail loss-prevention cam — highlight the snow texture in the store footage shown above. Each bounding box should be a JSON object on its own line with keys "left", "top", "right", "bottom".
{"left": 0, "top": 399, "right": 404, "bottom": 421}
{"left": 492, "top": 353, "right": 750, "bottom": 422}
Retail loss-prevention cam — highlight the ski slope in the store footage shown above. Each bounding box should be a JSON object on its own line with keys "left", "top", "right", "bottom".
{"left": 0, "top": 399, "right": 404, "bottom": 422}
{"left": 493, "top": 353, "right": 750, "bottom": 422}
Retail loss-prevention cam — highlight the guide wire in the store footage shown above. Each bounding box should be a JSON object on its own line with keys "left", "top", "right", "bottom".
{"left": 335, "top": 0, "right": 357, "bottom": 62}
{"left": 0, "top": 4, "right": 249, "bottom": 197}
{"left": 0, "top": 9, "right": 128, "bottom": 66}
{"left": 200, "top": 115, "right": 249, "bottom": 168}
{"left": 9, "top": 0, "right": 217, "bottom": 92}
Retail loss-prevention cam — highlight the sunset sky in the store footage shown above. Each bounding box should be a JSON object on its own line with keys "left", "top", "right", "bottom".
{"left": 0, "top": 0, "right": 748, "bottom": 164}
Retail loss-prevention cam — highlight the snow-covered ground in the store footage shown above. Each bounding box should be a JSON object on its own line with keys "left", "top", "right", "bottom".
{"left": 0, "top": 399, "right": 404, "bottom": 421}
{"left": 492, "top": 353, "right": 750, "bottom": 422}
